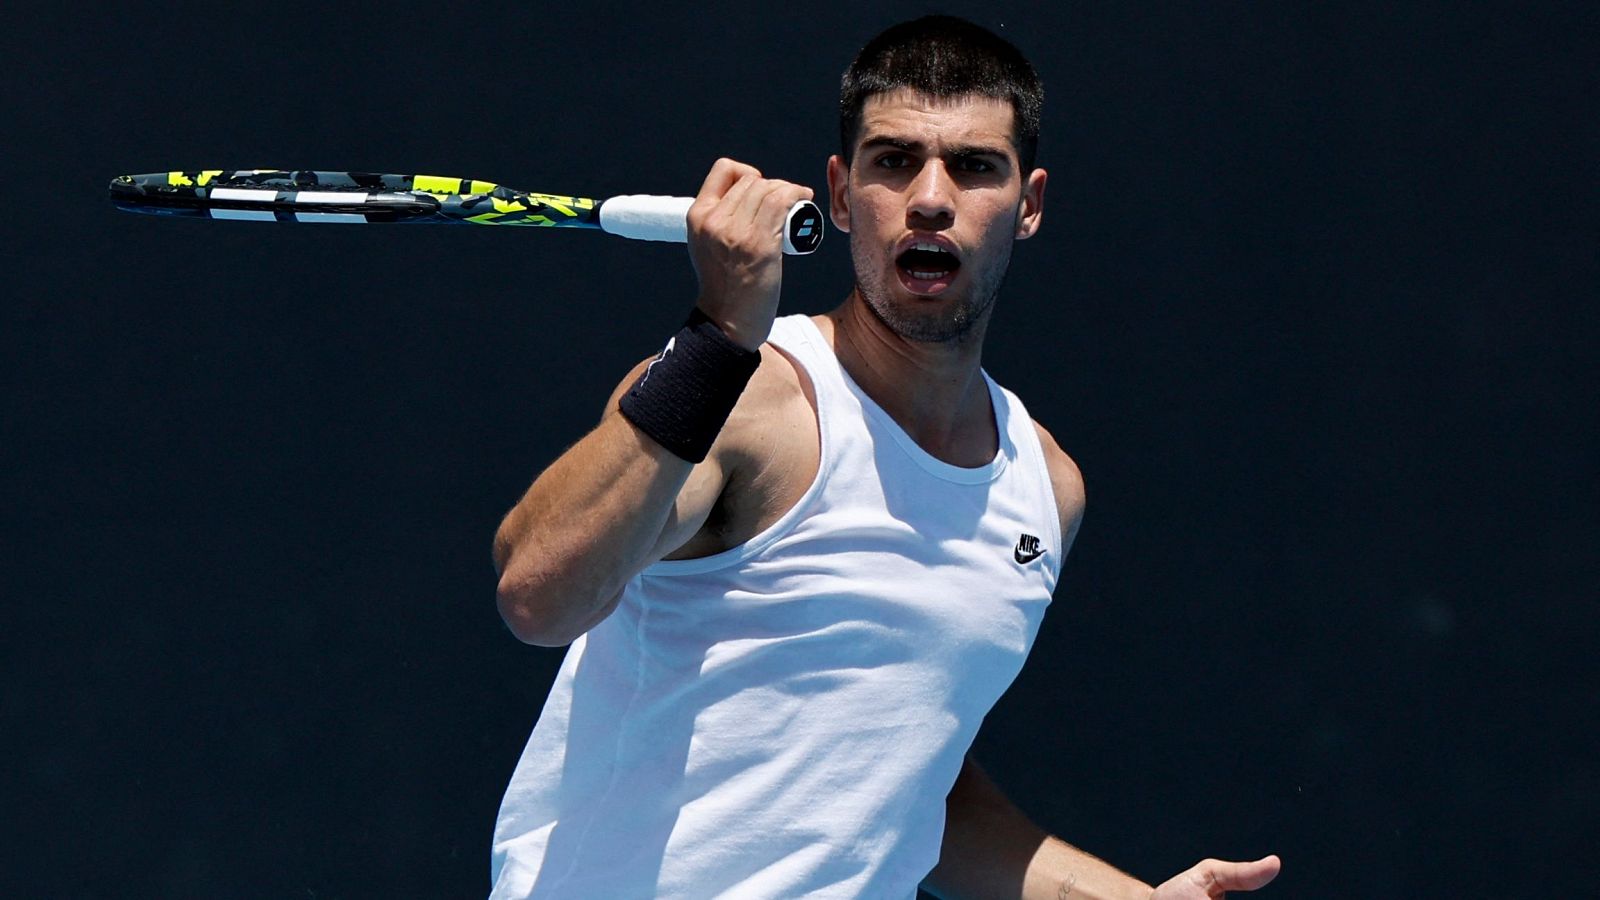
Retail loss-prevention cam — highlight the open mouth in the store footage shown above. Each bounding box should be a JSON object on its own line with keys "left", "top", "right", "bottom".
{"left": 895, "top": 242, "right": 962, "bottom": 291}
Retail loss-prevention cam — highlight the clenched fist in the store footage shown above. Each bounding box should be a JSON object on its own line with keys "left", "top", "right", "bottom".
{"left": 686, "top": 158, "right": 815, "bottom": 351}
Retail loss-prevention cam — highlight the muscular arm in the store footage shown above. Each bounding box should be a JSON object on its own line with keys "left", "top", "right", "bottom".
{"left": 492, "top": 362, "right": 726, "bottom": 646}
{"left": 492, "top": 158, "right": 814, "bottom": 646}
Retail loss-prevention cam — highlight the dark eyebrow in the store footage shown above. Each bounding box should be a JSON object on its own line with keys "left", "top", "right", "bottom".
{"left": 859, "top": 136, "right": 922, "bottom": 154}
{"left": 858, "top": 135, "right": 1013, "bottom": 161}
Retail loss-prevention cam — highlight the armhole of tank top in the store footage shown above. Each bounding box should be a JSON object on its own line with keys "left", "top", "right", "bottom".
{"left": 642, "top": 317, "right": 834, "bottom": 576}
{"left": 999, "top": 382, "right": 1067, "bottom": 585}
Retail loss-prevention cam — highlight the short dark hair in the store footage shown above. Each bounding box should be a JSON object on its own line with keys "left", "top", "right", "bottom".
{"left": 839, "top": 15, "right": 1044, "bottom": 172}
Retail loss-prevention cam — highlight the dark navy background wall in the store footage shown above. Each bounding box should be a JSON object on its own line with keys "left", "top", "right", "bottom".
{"left": 5, "top": 2, "right": 1593, "bottom": 897}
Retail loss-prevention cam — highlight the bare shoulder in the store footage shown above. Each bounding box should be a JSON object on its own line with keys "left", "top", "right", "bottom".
{"left": 1031, "top": 420, "right": 1086, "bottom": 550}
{"left": 658, "top": 338, "right": 818, "bottom": 559}
{"left": 601, "top": 336, "right": 810, "bottom": 433}
{"left": 599, "top": 332, "right": 815, "bottom": 483}
{"left": 724, "top": 341, "right": 815, "bottom": 445}
{"left": 716, "top": 341, "right": 819, "bottom": 520}
{"left": 589, "top": 340, "right": 810, "bottom": 563}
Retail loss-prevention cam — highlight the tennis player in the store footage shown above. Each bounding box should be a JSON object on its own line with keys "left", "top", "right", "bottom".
{"left": 490, "top": 15, "right": 1279, "bottom": 899}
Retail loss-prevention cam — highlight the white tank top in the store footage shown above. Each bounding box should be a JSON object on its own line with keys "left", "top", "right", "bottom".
{"left": 491, "top": 315, "right": 1063, "bottom": 899}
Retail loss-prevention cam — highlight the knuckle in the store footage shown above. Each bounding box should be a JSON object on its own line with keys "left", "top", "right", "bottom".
{"left": 716, "top": 157, "right": 758, "bottom": 177}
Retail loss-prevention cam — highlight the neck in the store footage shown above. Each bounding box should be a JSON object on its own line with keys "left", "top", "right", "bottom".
{"left": 821, "top": 290, "right": 997, "bottom": 467}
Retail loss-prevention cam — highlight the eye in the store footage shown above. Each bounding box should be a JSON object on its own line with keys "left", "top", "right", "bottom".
{"left": 954, "top": 156, "right": 996, "bottom": 174}
{"left": 874, "top": 151, "right": 912, "bottom": 169}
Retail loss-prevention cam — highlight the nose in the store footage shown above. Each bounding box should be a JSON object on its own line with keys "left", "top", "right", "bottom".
{"left": 906, "top": 161, "right": 955, "bottom": 226}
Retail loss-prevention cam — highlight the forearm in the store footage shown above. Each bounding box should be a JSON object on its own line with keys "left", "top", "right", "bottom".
{"left": 1015, "top": 837, "right": 1152, "bottom": 900}
{"left": 494, "top": 159, "right": 807, "bottom": 646}
{"left": 493, "top": 410, "right": 699, "bottom": 645}
{"left": 926, "top": 757, "right": 1152, "bottom": 900}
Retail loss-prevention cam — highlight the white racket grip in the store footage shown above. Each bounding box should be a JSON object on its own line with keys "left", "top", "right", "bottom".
{"left": 598, "top": 195, "right": 824, "bottom": 255}
{"left": 597, "top": 195, "right": 693, "bottom": 244}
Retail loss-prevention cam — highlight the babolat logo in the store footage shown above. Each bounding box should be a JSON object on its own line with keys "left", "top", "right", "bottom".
{"left": 787, "top": 203, "right": 824, "bottom": 254}
{"left": 1014, "top": 533, "right": 1044, "bottom": 564}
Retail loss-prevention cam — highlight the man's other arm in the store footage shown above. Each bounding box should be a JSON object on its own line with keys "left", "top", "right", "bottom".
{"left": 925, "top": 426, "right": 1278, "bottom": 898}
{"left": 928, "top": 758, "right": 1280, "bottom": 899}
{"left": 925, "top": 755, "right": 1152, "bottom": 899}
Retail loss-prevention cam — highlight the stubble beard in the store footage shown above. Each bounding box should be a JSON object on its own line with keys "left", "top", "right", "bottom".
{"left": 850, "top": 235, "right": 1013, "bottom": 345}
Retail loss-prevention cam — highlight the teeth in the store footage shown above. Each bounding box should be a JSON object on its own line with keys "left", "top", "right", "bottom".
{"left": 900, "top": 241, "right": 957, "bottom": 281}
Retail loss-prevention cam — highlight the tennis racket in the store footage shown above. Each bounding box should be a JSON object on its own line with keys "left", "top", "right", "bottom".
{"left": 108, "top": 169, "right": 825, "bottom": 255}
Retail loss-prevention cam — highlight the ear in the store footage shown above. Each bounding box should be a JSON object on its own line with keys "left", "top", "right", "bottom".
{"left": 826, "top": 155, "right": 851, "bottom": 233}
{"left": 1014, "top": 167, "right": 1047, "bottom": 240}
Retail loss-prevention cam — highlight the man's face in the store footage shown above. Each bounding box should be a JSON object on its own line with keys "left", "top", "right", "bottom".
{"left": 828, "top": 87, "right": 1046, "bottom": 344}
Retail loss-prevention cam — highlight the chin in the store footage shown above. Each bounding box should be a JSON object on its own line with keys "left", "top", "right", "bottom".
{"left": 863, "top": 286, "right": 990, "bottom": 344}
{"left": 851, "top": 237, "right": 1006, "bottom": 344}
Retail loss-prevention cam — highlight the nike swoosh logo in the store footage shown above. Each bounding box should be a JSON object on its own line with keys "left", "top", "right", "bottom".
{"left": 1014, "top": 534, "right": 1044, "bottom": 564}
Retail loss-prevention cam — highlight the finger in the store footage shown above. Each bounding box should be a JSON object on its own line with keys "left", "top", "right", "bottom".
{"left": 747, "top": 182, "right": 817, "bottom": 237}
{"left": 725, "top": 177, "right": 787, "bottom": 232}
{"left": 694, "top": 158, "right": 762, "bottom": 205}
{"left": 689, "top": 171, "right": 760, "bottom": 243}
{"left": 714, "top": 178, "right": 810, "bottom": 250}
{"left": 1195, "top": 855, "right": 1281, "bottom": 894}
{"left": 689, "top": 159, "right": 760, "bottom": 236}
{"left": 714, "top": 172, "right": 762, "bottom": 222}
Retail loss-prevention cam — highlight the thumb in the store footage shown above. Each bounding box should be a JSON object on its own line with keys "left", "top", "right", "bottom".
{"left": 1195, "top": 855, "right": 1282, "bottom": 893}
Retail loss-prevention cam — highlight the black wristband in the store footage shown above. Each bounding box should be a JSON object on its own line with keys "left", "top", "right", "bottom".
{"left": 618, "top": 309, "right": 762, "bottom": 463}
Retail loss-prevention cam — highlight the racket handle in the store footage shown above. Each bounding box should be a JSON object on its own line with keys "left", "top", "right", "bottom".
{"left": 597, "top": 195, "right": 824, "bottom": 255}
